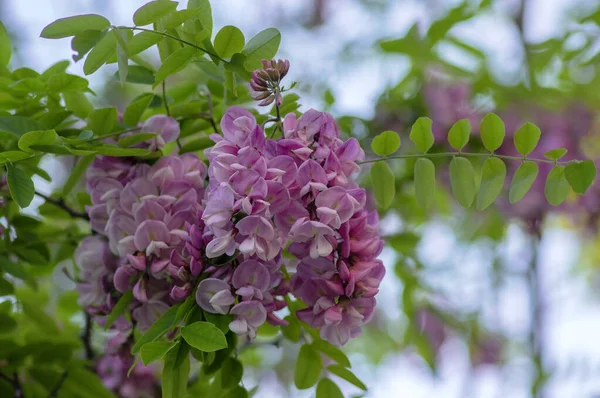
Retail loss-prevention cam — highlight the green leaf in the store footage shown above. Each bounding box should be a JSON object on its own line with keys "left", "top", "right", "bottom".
{"left": 180, "top": 137, "right": 213, "bottom": 153}
{"left": 448, "top": 119, "right": 470, "bottom": 151}
{"left": 0, "top": 116, "right": 42, "bottom": 137}
{"left": 104, "top": 291, "right": 133, "bottom": 330}
{"left": 134, "top": 1, "right": 179, "bottom": 26}
{"left": 47, "top": 73, "right": 89, "bottom": 92}
{"left": 87, "top": 107, "right": 118, "bottom": 135}
{"left": 63, "top": 91, "right": 93, "bottom": 118}
{"left": 63, "top": 155, "right": 94, "bottom": 196}
{"left": 162, "top": 9, "right": 201, "bottom": 29}
{"left": 123, "top": 94, "right": 154, "bottom": 126}
{"left": 476, "top": 157, "right": 506, "bottom": 210}
{"left": 18, "top": 130, "right": 57, "bottom": 153}
{"left": 71, "top": 30, "right": 104, "bottom": 62}
{"left": 221, "top": 358, "right": 243, "bottom": 389}
{"left": 509, "top": 162, "right": 539, "bottom": 203}
{"left": 114, "top": 29, "right": 129, "bottom": 86}
{"left": 186, "top": 0, "right": 213, "bottom": 40}
{"left": 0, "top": 151, "right": 31, "bottom": 165}
{"left": 316, "top": 378, "right": 344, "bottom": 398}
{"left": 514, "top": 122, "right": 541, "bottom": 156}
{"left": 545, "top": 166, "right": 570, "bottom": 206}
{"left": 93, "top": 146, "right": 152, "bottom": 157}
{"left": 222, "top": 386, "right": 248, "bottom": 398}
{"left": 214, "top": 25, "right": 245, "bottom": 59}
{"left": 409, "top": 117, "right": 434, "bottom": 153}
{"left": 83, "top": 29, "right": 117, "bottom": 75}
{"left": 118, "top": 133, "right": 157, "bottom": 148}
{"left": 295, "top": 344, "right": 322, "bottom": 389}
{"left": 370, "top": 161, "right": 395, "bottom": 210}
{"left": 181, "top": 321, "right": 227, "bottom": 352}
{"left": 128, "top": 31, "right": 163, "bottom": 57}
{"left": 565, "top": 160, "right": 596, "bottom": 194}
{"left": 449, "top": 156, "right": 476, "bottom": 208}
{"left": 544, "top": 148, "right": 568, "bottom": 161}
{"left": 0, "top": 22, "right": 11, "bottom": 67}
{"left": 140, "top": 341, "right": 176, "bottom": 365}
{"left": 21, "top": 300, "right": 60, "bottom": 333}
{"left": 162, "top": 341, "right": 190, "bottom": 398}
{"left": 371, "top": 130, "right": 400, "bottom": 156}
{"left": 480, "top": 113, "right": 505, "bottom": 152}
{"left": 115, "top": 65, "right": 155, "bottom": 84}
{"left": 327, "top": 364, "right": 367, "bottom": 391}
{"left": 414, "top": 158, "right": 436, "bottom": 209}
{"left": 242, "top": 28, "right": 281, "bottom": 70}
{"left": 41, "top": 14, "right": 110, "bottom": 38}
{"left": 154, "top": 47, "right": 198, "bottom": 87}
{"left": 6, "top": 163, "right": 35, "bottom": 208}
{"left": 311, "top": 340, "right": 351, "bottom": 368}
{"left": 0, "top": 276, "right": 14, "bottom": 295}
{"left": 132, "top": 303, "right": 180, "bottom": 354}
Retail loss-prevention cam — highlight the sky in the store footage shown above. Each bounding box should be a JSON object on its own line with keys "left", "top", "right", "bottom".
{"left": 2, "top": 0, "right": 600, "bottom": 397}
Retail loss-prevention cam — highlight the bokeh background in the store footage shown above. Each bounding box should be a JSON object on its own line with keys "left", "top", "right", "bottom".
{"left": 3, "top": 0, "right": 600, "bottom": 397}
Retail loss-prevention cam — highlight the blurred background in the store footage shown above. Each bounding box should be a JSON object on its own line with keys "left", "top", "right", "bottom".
{"left": 3, "top": 0, "right": 600, "bottom": 397}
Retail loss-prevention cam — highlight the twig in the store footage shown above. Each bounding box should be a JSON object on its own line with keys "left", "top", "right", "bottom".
{"left": 358, "top": 152, "right": 573, "bottom": 166}
{"left": 35, "top": 192, "right": 89, "bottom": 221}
{"left": 206, "top": 91, "right": 219, "bottom": 136}
{"left": 527, "top": 225, "right": 546, "bottom": 398}
{"left": 82, "top": 312, "right": 95, "bottom": 360}
{"left": 47, "top": 371, "right": 68, "bottom": 398}
{"left": 0, "top": 372, "right": 25, "bottom": 398}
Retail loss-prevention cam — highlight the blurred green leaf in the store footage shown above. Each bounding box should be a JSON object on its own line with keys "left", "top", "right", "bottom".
{"left": 118, "top": 133, "right": 157, "bottom": 148}
{"left": 115, "top": 65, "right": 155, "bottom": 84}
{"left": 409, "top": 117, "right": 434, "bottom": 153}
{"left": 94, "top": 146, "right": 151, "bottom": 157}
{"left": 154, "top": 47, "right": 198, "bottom": 87}
{"left": 295, "top": 344, "right": 322, "bottom": 390}
{"left": 449, "top": 157, "right": 476, "bottom": 208}
{"left": 133, "top": 1, "right": 178, "bottom": 26}
{"left": 565, "top": 160, "right": 596, "bottom": 194}
{"left": 370, "top": 161, "right": 395, "bottom": 210}
{"left": 316, "top": 378, "right": 344, "bottom": 398}
{"left": 221, "top": 357, "right": 243, "bottom": 389}
{"left": 0, "top": 22, "right": 11, "bottom": 67}
{"left": 105, "top": 291, "right": 133, "bottom": 330}
{"left": 6, "top": 163, "right": 34, "bottom": 208}
{"left": 480, "top": 113, "right": 505, "bottom": 152}
{"left": 128, "top": 31, "right": 163, "bottom": 57}
{"left": 312, "top": 340, "right": 351, "bottom": 368}
{"left": 448, "top": 119, "right": 470, "bottom": 151}
{"left": 132, "top": 303, "right": 180, "bottom": 354}
{"left": 514, "top": 122, "right": 541, "bottom": 156}
{"left": 47, "top": 73, "right": 89, "bottom": 92}
{"left": 63, "top": 91, "right": 93, "bottom": 118}
{"left": 476, "top": 157, "right": 506, "bottom": 210}
{"left": 41, "top": 14, "right": 110, "bottom": 39}
{"left": 327, "top": 364, "right": 367, "bottom": 390}
{"left": 544, "top": 148, "right": 568, "bottom": 161}
{"left": 0, "top": 116, "right": 42, "bottom": 137}
{"left": 545, "top": 166, "right": 570, "bottom": 206}
{"left": 87, "top": 107, "right": 118, "bottom": 135}
{"left": 63, "top": 155, "right": 94, "bottom": 196}
{"left": 414, "top": 158, "right": 436, "bottom": 209}
{"left": 123, "top": 93, "right": 154, "bottom": 126}
{"left": 71, "top": 30, "right": 104, "bottom": 62}
{"left": 162, "top": 340, "right": 190, "bottom": 398}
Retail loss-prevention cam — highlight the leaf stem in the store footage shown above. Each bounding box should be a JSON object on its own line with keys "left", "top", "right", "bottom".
{"left": 118, "top": 26, "right": 226, "bottom": 63}
{"left": 358, "top": 152, "right": 571, "bottom": 166}
{"left": 35, "top": 191, "right": 89, "bottom": 220}
{"left": 46, "top": 371, "right": 68, "bottom": 398}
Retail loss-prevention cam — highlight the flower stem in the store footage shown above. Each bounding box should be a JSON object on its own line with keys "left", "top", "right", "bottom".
{"left": 358, "top": 152, "right": 570, "bottom": 166}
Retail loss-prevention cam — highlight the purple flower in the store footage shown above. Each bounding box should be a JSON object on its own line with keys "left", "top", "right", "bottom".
{"left": 229, "top": 301, "right": 267, "bottom": 339}
{"left": 196, "top": 278, "right": 235, "bottom": 314}
{"left": 141, "top": 115, "right": 180, "bottom": 151}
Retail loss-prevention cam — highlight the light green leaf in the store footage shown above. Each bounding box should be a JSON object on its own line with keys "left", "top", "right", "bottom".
{"left": 316, "top": 378, "right": 344, "bottom": 398}
{"left": 162, "top": 341, "right": 190, "bottom": 398}
{"left": 186, "top": 0, "right": 212, "bottom": 39}
{"left": 47, "top": 73, "right": 89, "bottom": 92}
{"left": 133, "top": 1, "right": 179, "bottom": 26}
{"left": 128, "top": 31, "right": 163, "bottom": 57}
{"left": 220, "top": 358, "right": 243, "bottom": 389}
{"left": 514, "top": 122, "right": 541, "bottom": 156}
{"left": 295, "top": 344, "right": 322, "bottom": 390}
{"left": 162, "top": 8, "right": 201, "bottom": 29}
{"left": 181, "top": 321, "right": 227, "bottom": 352}
{"left": 140, "top": 341, "right": 176, "bottom": 366}
{"left": 41, "top": 14, "right": 110, "bottom": 38}
{"left": 71, "top": 30, "right": 105, "bottom": 62}
{"left": 311, "top": 340, "right": 351, "bottom": 368}
{"left": 509, "top": 162, "right": 539, "bottom": 203}
{"left": 545, "top": 166, "right": 570, "bottom": 206}
{"left": 242, "top": 28, "right": 281, "bottom": 70}
{"left": 123, "top": 94, "right": 154, "bottom": 126}
{"left": 0, "top": 22, "right": 11, "bottom": 67}
{"left": 448, "top": 119, "right": 470, "bottom": 151}
{"left": 0, "top": 151, "right": 32, "bottom": 164}
{"left": 118, "top": 133, "right": 157, "bottom": 148}
{"left": 93, "top": 146, "right": 152, "bottom": 157}
{"left": 449, "top": 156, "right": 476, "bottom": 208}
{"left": 83, "top": 30, "right": 117, "bottom": 75}
{"left": 63, "top": 91, "right": 93, "bottom": 118}
{"left": 154, "top": 47, "right": 198, "bottom": 87}
{"left": 115, "top": 65, "right": 155, "bottom": 84}
{"left": 544, "top": 148, "right": 568, "bottom": 161}
{"left": 132, "top": 303, "right": 180, "bottom": 354}
{"left": 87, "top": 107, "right": 118, "bottom": 135}
{"left": 565, "top": 160, "right": 596, "bottom": 194}
{"left": 0, "top": 116, "right": 42, "bottom": 137}
{"left": 414, "top": 158, "right": 436, "bottom": 209}
{"left": 370, "top": 161, "right": 395, "bottom": 210}
{"left": 476, "top": 157, "right": 506, "bottom": 210}
{"left": 480, "top": 113, "right": 505, "bottom": 152}
{"left": 327, "top": 364, "right": 367, "bottom": 390}
{"left": 104, "top": 291, "right": 133, "bottom": 330}
{"left": 214, "top": 25, "right": 245, "bottom": 59}
{"left": 6, "top": 163, "right": 34, "bottom": 208}
{"left": 409, "top": 117, "right": 434, "bottom": 153}
{"left": 371, "top": 130, "right": 400, "bottom": 156}
{"left": 63, "top": 155, "right": 94, "bottom": 196}
{"left": 114, "top": 29, "right": 129, "bottom": 86}
{"left": 18, "top": 130, "right": 57, "bottom": 153}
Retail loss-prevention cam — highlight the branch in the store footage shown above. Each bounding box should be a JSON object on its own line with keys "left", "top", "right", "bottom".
{"left": 0, "top": 372, "right": 24, "bottom": 398}
{"left": 35, "top": 192, "right": 89, "bottom": 221}
{"left": 206, "top": 91, "right": 219, "bottom": 136}
{"left": 46, "top": 371, "right": 68, "bottom": 398}
{"left": 358, "top": 152, "right": 573, "bottom": 166}
{"left": 82, "top": 312, "right": 95, "bottom": 360}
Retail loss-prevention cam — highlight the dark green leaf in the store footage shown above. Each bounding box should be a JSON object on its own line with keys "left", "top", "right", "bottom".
{"left": 544, "top": 148, "right": 568, "bottom": 161}
{"left": 63, "top": 91, "right": 93, "bottom": 118}
{"left": 134, "top": 1, "right": 179, "bottom": 26}
{"left": 114, "top": 29, "right": 129, "bottom": 86}
{"left": 222, "top": 386, "right": 248, "bottom": 398}
{"left": 312, "top": 340, "right": 351, "bottom": 368}
{"left": 294, "top": 344, "right": 322, "bottom": 390}
{"left": 370, "top": 161, "right": 395, "bottom": 210}
{"left": 0, "top": 22, "right": 11, "bottom": 67}
{"left": 83, "top": 30, "right": 116, "bottom": 75}
{"left": 242, "top": 28, "right": 281, "bottom": 70}
{"left": 181, "top": 321, "right": 227, "bottom": 352}
{"left": 327, "top": 364, "right": 367, "bottom": 390}
{"left": 162, "top": 340, "right": 190, "bottom": 398}
{"left": 128, "top": 31, "right": 163, "bottom": 57}
{"left": 115, "top": 65, "right": 155, "bottom": 84}
{"left": 87, "top": 107, "right": 118, "bottom": 135}
{"left": 21, "top": 300, "right": 60, "bottom": 333}
{"left": 71, "top": 30, "right": 105, "bottom": 62}
{"left": 221, "top": 357, "right": 243, "bottom": 389}
{"left": 0, "top": 116, "right": 42, "bottom": 137}
{"left": 316, "top": 378, "right": 344, "bottom": 398}
{"left": 449, "top": 156, "right": 476, "bottom": 208}
{"left": 545, "top": 166, "right": 570, "bottom": 206}
{"left": 0, "top": 313, "right": 16, "bottom": 333}
{"left": 476, "top": 157, "right": 506, "bottom": 210}
{"left": 448, "top": 119, "right": 470, "bottom": 151}
{"left": 123, "top": 94, "right": 154, "bottom": 126}
{"left": 93, "top": 146, "right": 152, "bottom": 157}
{"left": 105, "top": 291, "right": 133, "bottom": 330}
{"left": 565, "top": 160, "right": 596, "bottom": 194}
{"left": 154, "top": 47, "right": 198, "bottom": 87}
{"left": 514, "top": 122, "right": 541, "bottom": 156}
{"left": 63, "top": 155, "right": 94, "bottom": 196}
{"left": 409, "top": 117, "right": 434, "bottom": 153}
{"left": 6, "top": 164, "right": 34, "bottom": 208}
{"left": 215, "top": 25, "right": 245, "bottom": 59}
{"left": 371, "top": 130, "right": 400, "bottom": 156}
{"left": 414, "top": 158, "right": 436, "bottom": 209}
{"left": 18, "top": 130, "right": 57, "bottom": 153}
{"left": 41, "top": 14, "right": 110, "bottom": 39}
{"left": 180, "top": 137, "right": 213, "bottom": 153}
{"left": 0, "top": 151, "right": 32, "bottom": 164}
{"left": 480, "top": 113, "right": 505, "bottom": 152}
{"left": 0, "top": 277, "right": 14, "bottom": 295}
{"left": 509, "top": 162, "right": 539, "bottom": 203}
{"left": 140, "top": 341, "right": 176, "bottom": 365}
{"left": 132, "top": 303, "right": 180, "bottom": 354}
{"left": 118, "top": 133, "right": 157, "bottom": 147}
